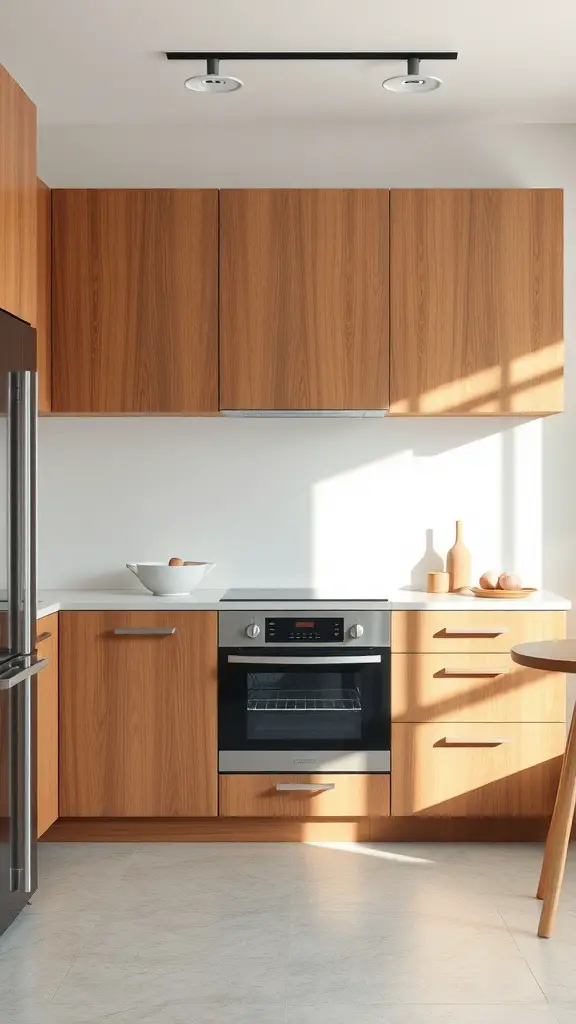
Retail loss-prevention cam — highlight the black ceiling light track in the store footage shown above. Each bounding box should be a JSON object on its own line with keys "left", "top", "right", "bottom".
{"left": 166, "top": 51, "right": 458, "bottom": 62}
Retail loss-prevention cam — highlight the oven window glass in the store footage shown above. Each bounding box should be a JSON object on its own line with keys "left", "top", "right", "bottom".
{"left": 246, "top": 670, "right": 362, "bottom": 743}
{"left": 219, "top": 649, "right": 390, "bottom": 753}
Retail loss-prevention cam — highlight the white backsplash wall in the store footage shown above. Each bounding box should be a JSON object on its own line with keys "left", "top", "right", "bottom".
{"left": 38, "top": 416, "right": 542, "bottom": 593}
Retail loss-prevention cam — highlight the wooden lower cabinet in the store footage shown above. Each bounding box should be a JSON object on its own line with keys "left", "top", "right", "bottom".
{"left": 36, "top": 614, "right": 59, "bottom": 837}
{"left": 392, "top": 653, "right": 565, "bottom": 724}
{"left": 59, "top": 612, "right": 218, "bottom": 817}
{"left": 220, "top": 774, "right": 390, "bottom": 818}
{"left": 392, "top": 723, "right": 565, "bottom": 817}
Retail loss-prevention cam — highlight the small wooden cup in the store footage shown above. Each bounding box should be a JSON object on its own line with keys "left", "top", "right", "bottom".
{"left": 427, "top": 571, "right": 450, "bottom": 594}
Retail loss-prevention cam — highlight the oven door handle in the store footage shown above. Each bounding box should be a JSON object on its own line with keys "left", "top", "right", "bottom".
{"left": 227, "top": 654, "right": 383, "bottom": 666}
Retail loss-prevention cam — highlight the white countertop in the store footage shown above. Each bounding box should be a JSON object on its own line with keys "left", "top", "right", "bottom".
{"left": 36, "top": 587, "right": 571, "bottom": 619}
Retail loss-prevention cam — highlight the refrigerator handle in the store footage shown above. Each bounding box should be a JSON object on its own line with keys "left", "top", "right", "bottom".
{"left": 8, "top": 370, "right": 37, "bottom": 656}
{"left": 22, "top": 370, "right": 37, "bottom": 656}
{"left": 22, "top": 671, "right": 35, "bottom": 894}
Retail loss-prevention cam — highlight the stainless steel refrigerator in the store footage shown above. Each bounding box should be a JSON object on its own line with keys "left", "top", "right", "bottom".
{"left": 0, "top": 307, "right": 46, "bottom": 936}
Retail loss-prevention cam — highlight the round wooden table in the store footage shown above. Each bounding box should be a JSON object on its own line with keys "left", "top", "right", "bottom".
{"left": 512, "top": 640, "right": 576, "bottom": 938}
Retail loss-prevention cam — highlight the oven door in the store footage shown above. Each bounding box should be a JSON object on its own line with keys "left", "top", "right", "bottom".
{"left": 218, "top": 647, "right": 390, "bottom": 773}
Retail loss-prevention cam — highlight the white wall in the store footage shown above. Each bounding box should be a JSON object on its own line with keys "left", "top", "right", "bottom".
{"left": 38, "top": 415, "right": 542, "bottom": 593}
{"left": 35, "top": 122, "right": 575, "bottom": 621}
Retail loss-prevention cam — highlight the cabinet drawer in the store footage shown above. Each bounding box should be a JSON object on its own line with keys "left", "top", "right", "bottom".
{"left": 392, "top": 653, "right": 565, "bottom": 723}
{"left": 219, "top": 774, "right": 390, "bottom": 818}
{"left": 392, "top": 723, "right": 564, "bottom": 817}
{"left": 392, "top": 611, "right": 565, "bottom": 654}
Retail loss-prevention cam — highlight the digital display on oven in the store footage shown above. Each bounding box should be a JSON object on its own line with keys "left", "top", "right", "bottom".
{"left": 265, "top": 617, "right": 344, "bottom": 643}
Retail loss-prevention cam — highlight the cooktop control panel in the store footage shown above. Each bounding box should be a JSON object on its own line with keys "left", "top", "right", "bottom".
{"left": 265, "top": 617, "right": 344, "bottom": 643}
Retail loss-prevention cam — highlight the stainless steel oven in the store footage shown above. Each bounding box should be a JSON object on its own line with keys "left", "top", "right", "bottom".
{"left": 218, "top": 609, "right": 390, "bottom": 773}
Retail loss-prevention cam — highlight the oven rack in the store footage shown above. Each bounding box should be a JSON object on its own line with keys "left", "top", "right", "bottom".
{"left": 247, "top": 688, "right": 362, "bottom": 712}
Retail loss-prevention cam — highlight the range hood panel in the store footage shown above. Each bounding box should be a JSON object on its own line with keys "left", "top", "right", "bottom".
{"left": 220, "top": 410, "right": 389, "bottom": 418}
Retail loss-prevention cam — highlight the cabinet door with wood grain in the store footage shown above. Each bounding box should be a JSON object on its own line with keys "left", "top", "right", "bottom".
{"left": 52, "top": 189, "right": 218, "bottom": 413}
{"left": 37, "top": 614, "right": 59, "bottom": 837}
{"left": 220, "top": 189, "right": 390, "bottom": 411}
{"left": 37, "top": 179, "right": 51, "bottom": 412}
{"left": 0, "top": 65, "right": 37, "bottom": 325}
{"left": 59, "top": 612, "right": 218, "bottom": 816}
{"left": 390, "top": 189, "right": 564, "bottom": 415}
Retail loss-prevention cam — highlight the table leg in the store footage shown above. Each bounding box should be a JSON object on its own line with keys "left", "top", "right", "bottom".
{"left": 537, "top": 708, "right": 576, "bottom": 899}
{"left": 538, "top": 707, "right": 576, "bottom": 938}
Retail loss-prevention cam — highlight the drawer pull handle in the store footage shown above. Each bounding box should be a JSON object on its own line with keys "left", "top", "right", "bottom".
{"left": 441, "top": 628, "right": 509, "bottom": 638}
{"left": 275, "top": 783, "right": 336, "bottom": 792}
{"left": 442, "top": 736, "right": 511, "bottom": 746}
{"left": 112, "top": 627, "right": 177, "bottom": 636}
{"left": 35, "top": 632, "right": 52, "bottom": 645}
{"left": 438, "top": 667, "right": 508, "bottom": 678}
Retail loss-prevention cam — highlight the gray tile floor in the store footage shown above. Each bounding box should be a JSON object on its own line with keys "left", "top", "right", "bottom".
{"left": 1, "top": 842, "right": 576, "bottom": 1022}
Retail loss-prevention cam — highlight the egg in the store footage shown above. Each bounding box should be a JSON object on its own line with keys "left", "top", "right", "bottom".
{"left": 498, "top": 572, "right": 522, "bottom": 590}
{"left": 479, "top": 571, "right": 498, "bottom": 590}
{"left": 168, "top": 557, "right": 184, "bottom": 566}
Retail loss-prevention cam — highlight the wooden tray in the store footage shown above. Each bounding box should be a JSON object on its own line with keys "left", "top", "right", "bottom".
{"left": 471, "top": 587, "right": 537, "bottom": 599}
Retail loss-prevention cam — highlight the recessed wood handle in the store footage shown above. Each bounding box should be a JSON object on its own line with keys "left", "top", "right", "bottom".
{"left": 438, "top": 667, "right": 508, "bottom": 678}
{"left": 441, "top": 627, "right": 509, "bottom": 638}
{"left": 442, "top": 737, "right": 511, "bottom": 746}
{"left": 35, "top": 632, "right": 52, "bottom": 645}
{"left": 275, "top": 783, "right": 336, "bottom": 792}
{"left": 112, "top": 627, "right": 177, "bottom": 636}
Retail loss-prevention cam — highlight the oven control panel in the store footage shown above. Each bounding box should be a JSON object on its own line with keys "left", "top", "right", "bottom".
{"left": 218, "top": 609, "right": 390, "bottom": 649}
{"left": 265, "top": 618, "right": 344, "bottom": 643}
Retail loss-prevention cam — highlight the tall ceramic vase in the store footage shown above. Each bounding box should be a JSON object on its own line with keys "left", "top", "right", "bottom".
{"left": 446, "top": 520, "right": 471, "bottom": 592}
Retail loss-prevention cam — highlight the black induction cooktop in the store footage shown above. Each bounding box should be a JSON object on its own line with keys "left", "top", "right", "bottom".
{"left": 220, "top": 588, "right": 388, "bottom": 602}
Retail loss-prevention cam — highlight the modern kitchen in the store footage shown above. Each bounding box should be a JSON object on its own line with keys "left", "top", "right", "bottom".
{"left": 2, "top": 3, "right": 576, "bottom": 1021}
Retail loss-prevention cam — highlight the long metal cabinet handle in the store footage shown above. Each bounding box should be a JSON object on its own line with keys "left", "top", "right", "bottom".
{"left": 442, "top": 736, "right": 511, "bottom": 746}
{"left": 112, "top": 627, "right": 178, "bottom": 636}
{"left": 227, "top": 655, "right": 382, "bottom": 666}
{"left": 275, "top": 783, "right": 336, "bottom": 792}
{"left": 0, "top": 658, "right": 48, "bottom": 691}
{"left": 441, "top": 628, "right": 509, "bottom": 637}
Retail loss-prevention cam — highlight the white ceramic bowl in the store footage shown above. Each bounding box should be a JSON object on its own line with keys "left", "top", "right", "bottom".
{"left": 126, "top": 561, "right": 215, "bottom": 596}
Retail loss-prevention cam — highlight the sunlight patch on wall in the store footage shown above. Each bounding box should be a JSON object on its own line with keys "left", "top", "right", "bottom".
{"left": 312, "top": 424, "right": 543, "bottom": 592}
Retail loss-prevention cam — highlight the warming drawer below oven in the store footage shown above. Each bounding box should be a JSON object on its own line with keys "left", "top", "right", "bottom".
{"left": 219, "top": 774, "right": 391, "bottom": 817}
{"left": 219, "top": 750, "right": 390, "bottom": 773}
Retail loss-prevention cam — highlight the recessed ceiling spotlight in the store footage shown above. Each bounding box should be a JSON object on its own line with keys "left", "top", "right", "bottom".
{"left": 185, "top": 57, "right": 243, "bottom": 93}
{"left": 382, "top": 56, "right": 442, "bottom": 93}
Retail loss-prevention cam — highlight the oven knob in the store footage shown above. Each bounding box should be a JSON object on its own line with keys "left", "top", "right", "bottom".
{"left": 245, "top": 623, "right": 261, "bottom": 639}
{"left": 349, "top": 623, "right": 364, "bottom": 639}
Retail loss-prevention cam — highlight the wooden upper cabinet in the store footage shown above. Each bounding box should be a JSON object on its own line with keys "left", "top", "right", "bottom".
{"left": 219, "top": 189, "right": 390, "bottom": 411}
{"left": 389, "top": 189, "right": 564, "bottom": 415}
{"left": 37, "top": 179, "right": 51, "bottom": 412}
{"left": 51, "top": 189, "right": 219, "bottom": 413}
{"left": 0, "top": 64, "right": 37, "bottom": 325}
{"left": 59, "top": 612, "right": 218, "bottom": 817}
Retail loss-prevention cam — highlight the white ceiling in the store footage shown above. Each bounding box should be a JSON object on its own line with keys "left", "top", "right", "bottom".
{"left": 1, "top": 0, "right": 576, "bottom": 126}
